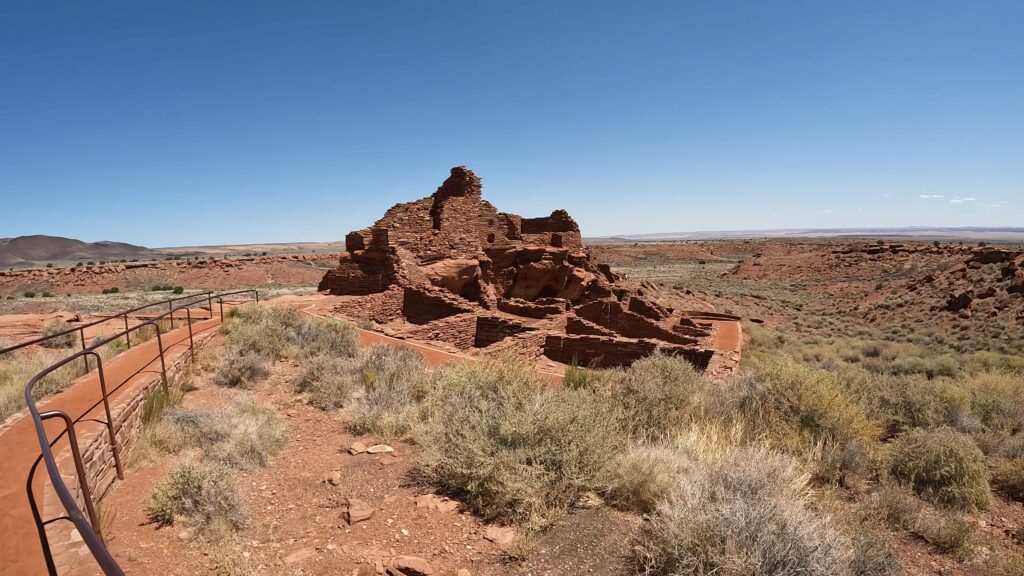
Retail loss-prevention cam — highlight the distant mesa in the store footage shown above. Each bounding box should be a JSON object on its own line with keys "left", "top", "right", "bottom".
{"left": 319, "top": 166, "right": 735, "bottom": 372}
{"left": 0, "top": 235, "right": 153, "bottom": 267}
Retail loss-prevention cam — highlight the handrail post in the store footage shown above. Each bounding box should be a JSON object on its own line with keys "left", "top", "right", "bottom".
{"left": 46, "top": 411, "right": 104, "bottom": 540}
{"left": 91, "top": 354, "right": 124, "bottom": 481}
{"left": 154, "top": 324, "right": 169, "bottom": 395}
{"left": 186, "top": 308, "right": 195, "bottom": 361}
{"left": 79, "top": 327, "right": 89, "bottom": 372}
{"left": 123, "top": 313, "right": 131, "bottom": 349}
{"left": 168, "top": 301, "right": 174, "bottom": 329}
{"left": 219, "top": 298, "right": 224, "bottom": 321}
{"left": 254, "top": 290, "right": 259, "bottom": 304}
{"left": 26, "top": 458, "right": 59, "bottom": 576}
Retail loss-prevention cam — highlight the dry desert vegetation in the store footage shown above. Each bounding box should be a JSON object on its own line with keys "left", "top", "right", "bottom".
{"left": 2, "top": 168, "right": 1024, "bottom": 576}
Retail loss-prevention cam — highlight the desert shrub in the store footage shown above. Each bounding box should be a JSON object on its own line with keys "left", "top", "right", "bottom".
{"left": 965, "top": 351, "right": 1024, "bottom": 375}
{"left": 970, "top": 550, "right": 1024, "bottom": 576}
{"left": 147, "top": 462, "right": 246, "bottom": 534}
{"left": 222, "top": 304, "right": 300, "bottom": 359}
{"left": 887, "top": 427, "right": 990, "bottom": 511}
{"left": 860, "top": 343, "right": 884, "bottom": 358}
{"left": 293, "top": 318, "right": 357, "bottom": 359}
{"left": 612, "top": 352, "right": 705, "bottom": 440}
{"left": 996, "top": 434, "right": 1024, "bottom": 460}
{"left": 295, "top": 354, "right": 358, "bottom": 410}
{"left": 844, "top": 371, "right": 969, "bottom": 437}
{"left": 348, "top": 345, "right": 428, "bottom": 439}
{"left": 870, "top": 486, "right": 974, "bottom": 556}
{"left": 965, "top": 371, "right": 1024, "bottom": 435}
{"left": 200, "top": 401, "right": 287, "bottom": 469}
{"left": 888, "top": 355, "right": 959, "bottom": 379}
{"left": 172, "top": 286, "right": 184, "bottom": 294}
{"left": 418, "top": 357, "right": 624, "bottom": 527}
{"left": 636, "top": 441, "right": 856, "bottom": 576}
{"left": 991, "top": 459, "right": 1024, "bottom": 503}
{"left": 0, "top": 339, "right": 15, "bottom": 360}
{"left": 846, "top": 523, "right": 903, "bottom": 576}
{"left": 214, "top": 349, "right": 269, "bottom": 388}
{"left": 720, "top": 358, "right": 881, "bottom": 481}
{"left": 139, "top": 400, "right": 286, "bottom": 470}
{"left": 607, "top": 442, "right": 692, "bottom": 514}
{"left": 24, "top": 291, "right": 36, "bottom": 298}
{"left": 40, "top": 319, "right": 76, "bottom": 349}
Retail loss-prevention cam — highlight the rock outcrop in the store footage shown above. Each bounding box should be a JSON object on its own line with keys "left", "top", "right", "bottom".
{"left": 320, "top": 167, "right": 720, "bottom": 370}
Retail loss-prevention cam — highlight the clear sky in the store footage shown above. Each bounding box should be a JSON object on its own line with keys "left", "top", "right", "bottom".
{"left": 1, "top": 1, "right": 1021, "bottom": 246}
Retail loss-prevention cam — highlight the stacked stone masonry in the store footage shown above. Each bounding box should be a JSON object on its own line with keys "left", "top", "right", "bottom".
{"left": 318, "top": 166, "right": 727, "bottom": 371}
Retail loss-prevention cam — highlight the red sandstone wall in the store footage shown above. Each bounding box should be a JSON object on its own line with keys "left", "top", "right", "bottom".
{"left": 543, "top": 334, "right": 714, "bottom": 370}
{"left": 474, "top": 315, "right": 535, "bottom": 348}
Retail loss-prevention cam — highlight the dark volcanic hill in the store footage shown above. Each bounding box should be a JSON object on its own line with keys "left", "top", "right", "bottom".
{"left": 0, "top": 235, "right": 154, "bottom": 267}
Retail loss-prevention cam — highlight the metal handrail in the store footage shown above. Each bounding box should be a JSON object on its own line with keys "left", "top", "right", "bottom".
{"left": 19, "top": 289, "right": 259, "bottom": 575}
{"left": 0, "top": 291, "right": 216, "bottom": 372}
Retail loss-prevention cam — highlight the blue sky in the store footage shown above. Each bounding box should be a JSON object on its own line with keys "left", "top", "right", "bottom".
{"left": 1, "top": 1, "right": 1021, "bottom": 246}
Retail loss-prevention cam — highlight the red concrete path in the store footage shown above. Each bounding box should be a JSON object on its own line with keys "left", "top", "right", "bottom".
{"left": 0, "top": 313, "right": 223, "bottom": 576}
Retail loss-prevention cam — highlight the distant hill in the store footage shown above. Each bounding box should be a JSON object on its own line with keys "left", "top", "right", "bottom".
{"left": 0, "top": 235, "right": 154, "bottom": 267}
{"left": 587, "top": 227, "right": 1024, "bottom": 244}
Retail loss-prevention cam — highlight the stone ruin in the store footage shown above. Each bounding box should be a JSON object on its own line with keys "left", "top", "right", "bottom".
{"left": 319, "top": 166, "right": 723, "bottom": 370}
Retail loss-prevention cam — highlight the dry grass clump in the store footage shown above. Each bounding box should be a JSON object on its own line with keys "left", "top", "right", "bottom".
{"left": 607, "top": 442, "right": 693, "bottom": 514}
{"left": 966, "top": 371, "right": 1024, "bottom": 437}
{"left": 294, "top": 317, "right": 358, "bottom": 359}
{"left": 0, "top": 349, "right": 93, "bottom": 422}
{"left": 347, "top": 345, "right": 429, "bottom": 440}
{"left": 0, "top": 339, "right": 15, "bottom": 360}
{"left": 717, "top": 357, "right": 881, "bottom": 482}
{"left": 217, "top": 305, "right": 359, "bottom": 397}
{"left": 221, "top": 304, "right": 300, "bottom": 359}
{"left": 417, "top": 356, "right": 624, "bottom": 528}
{"left": 137, "top": 399, "right": 287, "bottom": 470}
{"left": 147, "top": 461, "right": 246, "bottom": 535}
{"left": 612, "top": 351, "right": 704, "bottom": 440}
{"left": 869, "top": 486, "right": 974, "bottom": 556}
{"left": 214, "top": 349, "right": 270, "bottom": 388}
{"left": 295, "top": 355, "right": 359, "bottom": 410}
{"left": 635, "top": 432, "right": 862, "bottom": 576}
{"left": 39, "top": 318, "right": 77, "bottom": 349}
{"left": 990, "top": 459, "right": 1024, "bottom": 503}
{"left": 886, "top": 427, "right": 990, "bottom": 511}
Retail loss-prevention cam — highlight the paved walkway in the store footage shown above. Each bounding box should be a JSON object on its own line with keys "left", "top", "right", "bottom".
{"left": 0, "top": 313, "right": 223, "bottom": 576}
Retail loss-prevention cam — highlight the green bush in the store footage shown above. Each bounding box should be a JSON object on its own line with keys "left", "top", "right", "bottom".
{"left": 172, "top": 286, "right": 184, "bottom": 294}
{"left": 40, "top": 319, "right": 76, "bottom": 349}
{"left": 418, "top": 357, "right": 624, "bottom": 527}
{"left": 887, "top": 427, "right": 990, "bottom": 511}
{"left": 147, "top": 462, "right": 246, "bottom": 534}
{"left": 23, "top": 291, "right": 36, "bottom": 298}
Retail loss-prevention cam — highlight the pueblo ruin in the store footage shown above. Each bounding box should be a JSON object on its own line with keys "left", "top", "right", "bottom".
{"left": 320, "top": 166, "right": 736, "bottom": 371}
